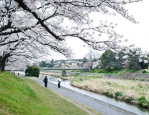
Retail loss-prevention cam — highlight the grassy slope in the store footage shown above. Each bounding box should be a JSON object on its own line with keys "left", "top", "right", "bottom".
{"left": 0, "top": 71, "right": 88, "bottom": 115}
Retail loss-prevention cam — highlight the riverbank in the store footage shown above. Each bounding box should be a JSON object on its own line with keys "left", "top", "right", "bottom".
{"left": 0, "top": 71, "right": 90, "bottom": 115}
{"left": 70, "top": 77, "right": 149, "bottom": 108}
{"left": 40, "top": 71, "right": 149, "bottom": 108}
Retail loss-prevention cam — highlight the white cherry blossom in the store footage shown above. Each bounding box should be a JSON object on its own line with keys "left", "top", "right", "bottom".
{"left": 0, "top": 0, "right": 143, "bottom": 71}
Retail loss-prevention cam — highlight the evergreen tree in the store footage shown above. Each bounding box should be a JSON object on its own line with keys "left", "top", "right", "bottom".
{"left": 39, "top": 61, "right": 46, "bottom": 67}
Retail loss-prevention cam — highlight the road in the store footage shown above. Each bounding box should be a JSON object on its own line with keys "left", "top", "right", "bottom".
{"left": 29, "top": 77, "right": 136, "bottom": 115}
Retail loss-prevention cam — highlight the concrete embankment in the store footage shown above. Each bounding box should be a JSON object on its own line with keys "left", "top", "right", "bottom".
{"left": 80, "top": 72, "right": 149, "bottom": 81}
{"left": 40, "top": 70, "right": 149, "bottom": 81}
{"left": 40, "top": 70, "right": 77, "bottom": 76}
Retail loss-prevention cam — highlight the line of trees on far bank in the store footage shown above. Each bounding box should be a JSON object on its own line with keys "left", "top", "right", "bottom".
{"left": 39, "top": 59, "right": 54, "bottom": 68}
{"left": 100, "top": 48, "right": 149, "bottom": 72}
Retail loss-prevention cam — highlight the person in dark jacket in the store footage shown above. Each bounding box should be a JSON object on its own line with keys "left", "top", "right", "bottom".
{"left": 57, "top": 78, "right": 62, "bottom": 88}
{"left": 43, "top": 76, "right": 48, "bottom": 87}
{"left": 58, "top": 80, "right": 61, "bottom": 88}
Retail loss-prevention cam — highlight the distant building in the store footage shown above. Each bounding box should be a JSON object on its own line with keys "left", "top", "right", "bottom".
{"left": 122, "top": 55, "right": 129, "bottom": 68}
{"left": 63, "top": 60, "right": 79, "bottom": 68}
{"left": 92, "top": 61, "right": 101, "bottom": 69}
{"left": 82, "top": 61, "right": 93, "bottom": 69}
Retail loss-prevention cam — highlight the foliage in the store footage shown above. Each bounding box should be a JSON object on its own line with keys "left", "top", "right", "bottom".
{"left": 84, "top": 85, "right": 89, "bottom": 89}
{"left": 39, "top": 59, "right": 54, "bottom": 68}
{"left": 129, "top": 97, "right": 134, "bottom": 101}
{"left": 125, "top": 48, "right": 148, "bottom": 70}
{"left": 100, "top": 50, "right": 122, "bottom": 71}
{"left": 106, "top": 81, "right": 112, "bottom": 85}
{"left": 71, "top": 70, "right": 82, "bottom": 72}
{"left": 115, "top": 91, "right": 123, "bottom": 96}
{"left": 110, "top": 67, "right": 115, "bottom": 70}
{"left": 142, "top": 69, "right": 149, "bottom": 73}
{"left": 138, "top": 96, "right": 149, "bottom": 107}
{"left": 47, "top": 59, "right": 54, "bottom": 68}
{"left": 72, "top": 73, "right": 102, "bottom": 79}
{"left": 79, "top": 78, "right": 83, "bottom": 81}
{"left": 139, "top": 62, "right": 148, "bottom": 69}
{"left": 105, "top": 62, "right": 122, "bottom": 71}
{"left": 25, "top": 65, "right": 40, "bottom": 77}
{"left": 88, "top": 68, "right": 139, "bottom": 74}
{"left": 107, "top": 90, "right": 113, "bottom": 97}
{"left": 73, "top": 72, "right": 80, "bottom": 77}
{"left": 100, "top": 50, "right": 116, "bottom": 68}
{"left": 89, "top": 68, "right": 108, "bottom": 73}
{"left": 137, "top": 84, "right": 143, "bottom": 88}
{"left": 83, "top": 57, "right": 88, "bottom": 63}
{"left": 39, "top": 61, "right": 46, "bottom": 67}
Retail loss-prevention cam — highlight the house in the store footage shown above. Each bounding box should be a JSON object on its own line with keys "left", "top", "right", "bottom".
{"left": 53, "top": 62, "right": 59, "bottom": 67}
{"left": 122, "top": 55, "right": 129, "bottom": 68}
{"left": 64, "top": 60, "right": 79, "bottom": 68}
{"left": 82, "top": 61, "right": 93, "bottom": 69}
{"left": 92, "top": 60, "right": 101, "bottom": 69}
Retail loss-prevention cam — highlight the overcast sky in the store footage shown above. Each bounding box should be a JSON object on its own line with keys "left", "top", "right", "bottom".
{"left": 46, "top": 0, "right": 149, "bottom": 61}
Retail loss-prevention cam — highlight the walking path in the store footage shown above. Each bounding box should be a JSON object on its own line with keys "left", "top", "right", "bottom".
{"left": 29, "top": 77, "right": 136, "bottom": 115}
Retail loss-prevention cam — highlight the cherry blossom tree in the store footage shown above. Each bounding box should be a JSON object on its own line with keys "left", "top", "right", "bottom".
{"left": 122, "top": 48, "right": 149, "bottom": 69}
{"left": 0, "top": 0, "right": 142, "bottom": 71}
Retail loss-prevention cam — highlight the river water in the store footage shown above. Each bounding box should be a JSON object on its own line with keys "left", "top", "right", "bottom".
{"left": 17, "top": 71, "right": 149, "bottom": 115}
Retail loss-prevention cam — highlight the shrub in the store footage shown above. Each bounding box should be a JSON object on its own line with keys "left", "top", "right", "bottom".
{"left": 84, "top": 85, "right": 88, "bottom": 89}
{"left": 110, "top": 66, "right": 115, "bottom": 70}
{"left": 106, "top": 81, "right": 112, "bottom": 85}
{"left": 107, "top": 90, "right": 113, "bottom": 97}
{"left": 115, "top": 91, "right": 123, "bottom": 96}
{"left": 130, "top": 97, "right": 133, "bottom": 101}
{"left": 73, "top": 73, "right": 80, "bottom": 77}
{"left": 142, "top": 69, "right": 149, "bottom": 73}
{"left": 79, "top": 78, "right": 83, "bottom": 81}
{"left": 25, "top": 64, "right": 40, "bottom": 77}
{"left": 137, "top": 84, "right": 143, "bottom": 88}
{"left": 138, "top": 96, "right": 149, "bottom": 107}
{"left": 97, "top": 69, "right": 108, "bottom": 73}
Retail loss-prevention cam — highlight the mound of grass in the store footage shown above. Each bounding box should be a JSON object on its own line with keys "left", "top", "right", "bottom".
{"left": 0, "top": 71, "right": 88, "bottom": 115}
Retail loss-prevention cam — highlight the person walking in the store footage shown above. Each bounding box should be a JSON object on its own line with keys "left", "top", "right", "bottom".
{"left": 43, "top": 76, "right": 48, "bottom": 87}
{"left": 57, "top": 77, "right": 62, "bottom": 88}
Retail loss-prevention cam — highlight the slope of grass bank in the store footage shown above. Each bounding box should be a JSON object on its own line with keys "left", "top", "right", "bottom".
{"left": 0, "top": 71, "right": 89, "bottom": 115}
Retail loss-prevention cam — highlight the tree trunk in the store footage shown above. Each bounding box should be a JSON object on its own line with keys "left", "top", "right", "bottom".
{"left": 0, "top": 58, "right": 5, "bottom": 72}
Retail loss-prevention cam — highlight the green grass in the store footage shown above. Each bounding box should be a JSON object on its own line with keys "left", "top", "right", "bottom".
{"left": 88, "top": 68, "right": 139, "bottom": 74}
{"left": 0, "top": 71, "right": 89, "bottom": 115}
{"left": 73, "top": 73, "right": 102, "bottom": 79}
{"left": 70, "top": 70, "right": 82, "bottom": 72}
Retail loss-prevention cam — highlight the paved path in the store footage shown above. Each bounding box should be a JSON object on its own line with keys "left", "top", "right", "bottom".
{"left": 30, "top": 77, "right": 136, "bottom": 115}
